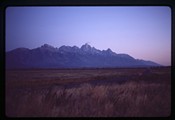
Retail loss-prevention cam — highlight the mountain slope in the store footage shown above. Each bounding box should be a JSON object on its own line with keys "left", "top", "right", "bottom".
{"left": 6, "top": 43, "right": 161, "bottom": 69}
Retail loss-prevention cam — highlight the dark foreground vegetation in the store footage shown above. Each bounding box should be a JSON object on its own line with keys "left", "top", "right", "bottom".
{"left": 6, "top": 67, "right": 171, "bottom": 117}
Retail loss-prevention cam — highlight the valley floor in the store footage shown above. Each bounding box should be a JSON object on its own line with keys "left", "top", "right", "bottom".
{"left": 5, "top": 67, "right": 171, "bottom": 117}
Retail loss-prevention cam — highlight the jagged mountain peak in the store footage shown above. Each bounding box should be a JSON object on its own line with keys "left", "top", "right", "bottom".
{"left": 41, "top": 44, "right": 55, "bottom": 48}
{"left": 101, "top": 48, "right": 116, "bottom": 56}
{"left": 81, "top": 43, "right": 92, "bottom": 51}
{"left": 59, "top": 45, "right": 70, "bottom": 49}
{"left": 39, "top": 44, "right": 58, "bottom": 52}
{"left": 59, "top": 45, "right": 81, "bottom": 53}
{"left": 72, "top": 46, "right": 79, "bottom": 49}
{"left": 106, "top": 48, "right": 113, "bottom": 53}
{"left": 80, "top": 43, "right": 103, "bottom": 55}
{"left": 84, "top": 43, "right": 91, "bottom": 47}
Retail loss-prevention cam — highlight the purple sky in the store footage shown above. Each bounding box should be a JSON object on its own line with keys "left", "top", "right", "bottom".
{"left": 6, "top": 6, "right": 171, "bottom": 66}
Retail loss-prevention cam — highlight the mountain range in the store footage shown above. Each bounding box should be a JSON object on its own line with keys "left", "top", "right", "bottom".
{"left": 6, "top": 43, "right": 161, "bottom": 69}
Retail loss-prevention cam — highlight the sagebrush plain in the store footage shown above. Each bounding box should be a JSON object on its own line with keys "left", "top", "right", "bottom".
{"left": 6, "top": 67, "right": 171, "bottom": 117}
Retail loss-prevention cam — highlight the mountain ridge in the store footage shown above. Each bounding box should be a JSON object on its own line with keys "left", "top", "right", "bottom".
{"left": 6, "top": 43, "right": 162, "bottom": 69}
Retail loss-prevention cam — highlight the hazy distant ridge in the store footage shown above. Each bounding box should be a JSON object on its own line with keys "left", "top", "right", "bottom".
{"left": 6, "top": 43, "right": 161, "bottom": 69}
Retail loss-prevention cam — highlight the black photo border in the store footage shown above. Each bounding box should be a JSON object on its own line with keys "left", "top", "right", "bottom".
{"left": 0, "top": 0, "right": 174, "bottom": 119}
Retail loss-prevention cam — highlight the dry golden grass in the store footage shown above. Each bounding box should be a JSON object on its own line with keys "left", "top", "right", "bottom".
{"left": 6, "top": 67, "right": 171, "bottom": 117}
{"left": 6, "top": 81, "right": 170, "bottom": 117}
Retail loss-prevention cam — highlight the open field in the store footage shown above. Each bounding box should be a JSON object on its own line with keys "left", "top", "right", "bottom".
{"left": 6, "top": 67, "right": 171, "bottom": 117}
